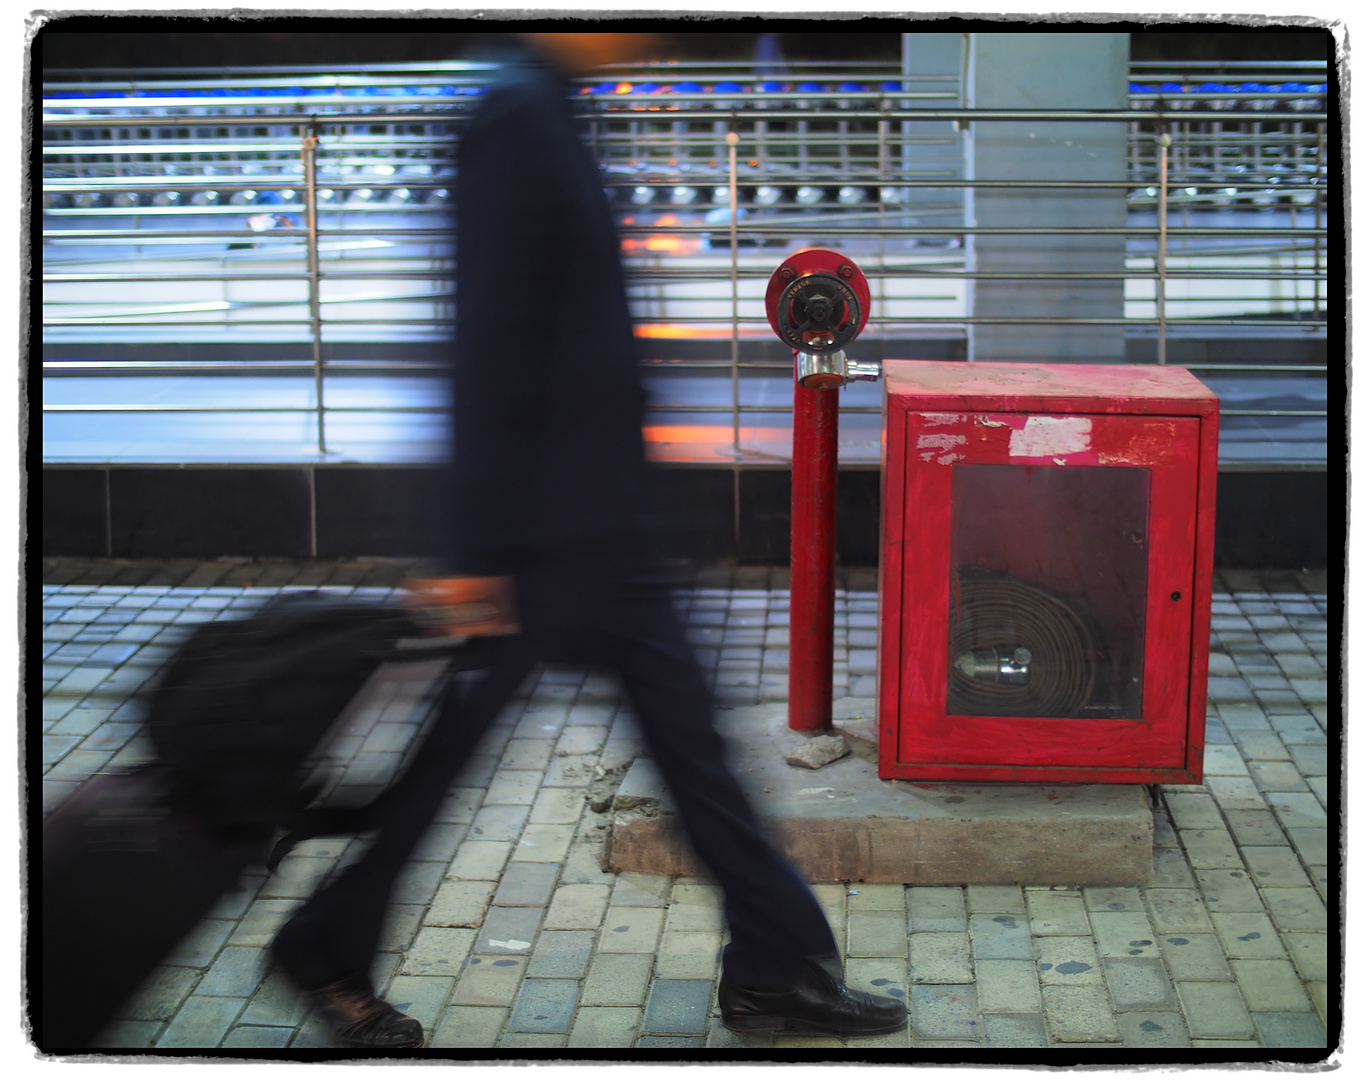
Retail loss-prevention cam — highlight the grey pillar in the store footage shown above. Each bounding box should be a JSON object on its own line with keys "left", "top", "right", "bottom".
{"left": 967, "top": 33, "right": 1129, "bottom": 364}
{"left": 899, "top": 34, "right": 969, "bottom": 223}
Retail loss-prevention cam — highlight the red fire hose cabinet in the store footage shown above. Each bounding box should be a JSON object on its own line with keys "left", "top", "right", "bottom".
{"left": 878, "top": 361, "right": 1219, "bottom": 785}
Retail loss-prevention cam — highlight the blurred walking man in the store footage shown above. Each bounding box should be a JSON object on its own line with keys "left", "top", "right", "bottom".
{"left": 270, "top": 32, "right": 907, "bottom": 1049}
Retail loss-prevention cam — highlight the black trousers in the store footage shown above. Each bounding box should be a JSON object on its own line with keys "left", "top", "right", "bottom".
{"left": 274, "top": 535, "right": 838, "bottom": 990}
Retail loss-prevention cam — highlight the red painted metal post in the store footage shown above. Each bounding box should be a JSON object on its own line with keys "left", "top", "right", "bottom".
{"left": 789, "top": 371, "right": 839, "bottom": 731}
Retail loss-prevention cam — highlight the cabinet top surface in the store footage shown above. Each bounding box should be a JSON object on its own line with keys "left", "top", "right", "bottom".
{"left": 882, "top": 360, "right": 1219, "bottom": 413}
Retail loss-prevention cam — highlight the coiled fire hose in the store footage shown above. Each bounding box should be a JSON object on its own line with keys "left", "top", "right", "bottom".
{"left": 948, "top": 566, "right": 1098, "bottom": 717}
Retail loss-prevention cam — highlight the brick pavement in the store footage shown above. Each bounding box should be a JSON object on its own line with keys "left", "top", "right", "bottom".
{"left": 35, "top": 558, "right": 1333, "bottom": 1053}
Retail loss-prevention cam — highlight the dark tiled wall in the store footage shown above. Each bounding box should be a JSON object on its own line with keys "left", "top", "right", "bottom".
{"left": 41, "top": 464, "right": 1329, "bottom": 570}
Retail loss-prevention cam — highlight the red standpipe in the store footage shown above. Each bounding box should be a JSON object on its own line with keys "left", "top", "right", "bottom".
{"left": 789, "top": 372, "right": 839, "bottom": 731}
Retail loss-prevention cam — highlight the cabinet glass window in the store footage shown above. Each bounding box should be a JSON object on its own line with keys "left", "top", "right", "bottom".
{"left": 948, "top": 464, "right": 1150, "bottom": 719}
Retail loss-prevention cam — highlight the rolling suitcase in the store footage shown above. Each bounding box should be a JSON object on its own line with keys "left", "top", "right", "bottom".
{"left": 38, "top": 588, "right": 501, "bottom": 1050}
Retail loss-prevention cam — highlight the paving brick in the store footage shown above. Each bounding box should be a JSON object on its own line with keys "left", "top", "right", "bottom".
{"left": 1261, "top": 887, "right": 1327, "bottom": 932}
{"left": 907, "top": 984, "right": 979, "bottom": 1042}
{"left": 1041, "top": 984, "right": 1120, "bottom": 1043}
{"left": 157, "top": 995, "right": 244, "bottom": 1048}
{"left": 848, "top": 883, "right": 907, "bottom": 911}
{"left": 969, "top": 913, "right": 1033, "bottom": 960}
{"left": 1083, "top": 886, "right": 1144, "bottom": 912}
{"left": 1286, "top": 828, "right": 1328, "bottom": 866}
{"left": 530, "top": 787, "right": 588, "bottom": 825}
{"left": 665, "top": 882, "right": 725, "bottom": 933}
{"left": 1157, "top": 933, "right": 1232, "bottom": 983}
{"left": 448, "top": 840, "right": 512, "bottom": 881}
{"left": 638, "top": 1034, "right": 704, "bottom": 1048}
{"left": 843, "top": 956, "right": 910, "bottom": 1009}
{"left": 1117, "top": 1010, "right": 1191, "bottom": 1048}
{"left": 392, "top": 859, "right": 446, "bottom": 906}
{"left": 426, "top": 880, "right": 496, "bottom": 928}
{"left": 1252, "top": 1011, "right": 1330, "bottom": 1049}
{"left": 598, "top": 905, "right": 667, "bottom": 954}
{"left": 539, "top": 882, "right": 607, "bottom": 931}
{"left": 642, "top": 979, "right": 713, "bottom": 1035}
{"left": 1232, "top": 958, "right": 1314, "bottom": 1013}
{"left": 1206, "top": 775, "right": 1269, "bottom": 812}
{"left": 655, "top": 930, "right": 723, "bottom": 980}
{"left": 483, "top": 769, "right": 543, "bottom": 807}
{"left": 1179, "top": 828, "right": 1244, "bottom": 869}
{"left": 401, "top": 927, "right": 477, "bottom": 978}
{"left": 1088, "top": 910, "right": 1159, "bottom": 959}
{"left": 1282, "top": 932, "right": 1328, "bottom": 983}
{"left": 239, "top": 971, "right": 309, "bottom": 1028}
{"left": 981, "top": 1012, "right": 1049, "bottom": 1048}
{"left": 492, "top": 861, "right": 560, "bottom": 908}
{"left": 385, "top": 975, "right": 455, "bottom": 1030}
{"left": 1224, "top": 808, "right": 1286, "bottom": 847}
{"left": 569, "top": 1006, "right": 641, "bottom": 1048}
{"left": 965, "top": 885, "right": 1025, "bottom": 914}
{"left": 164, "top": 918, "right": 235, "bottom": 968}
{"left": 115, "top": 966, "right": 201, "bottom": 1023}
{"left": 974, "top": 959, "right": 1041, "bottom": 1013}
{"left": 1103, "top": 957, "right": 1177, "bottom": 1010}
{"left": 1177, "top": 981, "right": 1255, "bottom": 1039}
{"left": 468, "top": 803, "right": 532, "bottom": 843}
{"left": 196, "top": 946, "right": 269, "bottom": 998}
{"left": 1250, "top": 760, "right": 1309, "bottom": 793}
{"left": 907, "top": 887, "right": 967, "bottom": 933}
{"left": 1144, "top": 888, "right": 1213, "bottom": 934}
{"left": 1033, "top": 937, "right": 1105, "bottom": 986}
{"left": 507, "top": 978, "right": 580, "bottom": 1033}
{"left": 1025, "top": 889, "right": 1091, "bottom": 936}
{"left": 431, "top": 1005, "right": 507, "bottom": 1048}
{"left": 582, "top": 952, "right": 654, "bottom": 1006}
{"left": 848, "top": 910, "right": 910, "bottom": 958}
{"left": 450, "top": 955, "right": 529, "bottom": 1008}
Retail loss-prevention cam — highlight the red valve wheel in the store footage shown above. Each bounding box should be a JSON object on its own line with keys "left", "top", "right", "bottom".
{"left": 765, "top": 248, "right": 871, "bottom": 356}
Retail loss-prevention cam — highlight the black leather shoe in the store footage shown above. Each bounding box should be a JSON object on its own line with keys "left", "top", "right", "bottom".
{"left": 719, "top": 964, "right": 908, "bottom": 1037}
{"left": 309, "top": 973, "right": 425, "bottom": 1049}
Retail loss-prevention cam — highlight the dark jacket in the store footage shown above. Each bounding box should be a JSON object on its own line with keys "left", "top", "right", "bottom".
{"left": 447, "top": 45, "right": 648, "bottom": 574}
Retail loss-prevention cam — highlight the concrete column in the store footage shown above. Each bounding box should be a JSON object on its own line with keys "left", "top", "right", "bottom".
{"left": 967, "top": 33, "right": 1130, "bottom": 363}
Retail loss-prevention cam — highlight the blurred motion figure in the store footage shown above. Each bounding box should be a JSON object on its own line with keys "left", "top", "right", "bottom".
{"left": 269, "top": 32, "right": 906, "bottom": 1048}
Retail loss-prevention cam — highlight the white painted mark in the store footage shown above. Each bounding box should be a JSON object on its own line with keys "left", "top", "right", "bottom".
{"left": 488, "top": 939, "right": 532, "bottom": 951}
{"left": 1008, "top": 416, "right": 1093, "bottom": 458}
{"left": 797, "top": 787, "right": 836, "bottom": 797}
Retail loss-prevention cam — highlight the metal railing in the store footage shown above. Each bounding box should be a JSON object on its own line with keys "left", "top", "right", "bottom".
{"left": 40, "top": 59, "right": 1329, "bottom": 462}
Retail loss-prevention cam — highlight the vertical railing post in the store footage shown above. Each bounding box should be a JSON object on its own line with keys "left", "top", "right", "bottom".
{"left": 1156, "top": 130, "right": 1170, "bottom": 366}
{"left": 728, "top": 124, "right": 741, "bottom": 459}
{"left": 301, "top": 117, "right": 326, "bottom": 451}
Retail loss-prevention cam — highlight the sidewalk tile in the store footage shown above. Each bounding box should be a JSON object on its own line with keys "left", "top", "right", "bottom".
{"left": 569, "top": 1007, "right": 641, "bottom": 1048}
{"left": 981, "top": 1012, "right": 1049, "bottom": 1048}
{"left": 1088, "top": 910, "right": 1159, "bottom": 959}
{"left": 1241, "top": 845, "right": 1311, "bottom": 887}
{"left": 974, "top": 959, "right": 1041, "bottom": 1013}
{"left": 385, "top": 975, "right": 455, "bottom": 1030}
{"left": 966, "top": 885, "right": 1025, "bottom": 914}
{"left": 969, "top": 912, "right": 1033, "bottom": 960}
{"left": 907, "top": 887, "right": 967, "bottom": 933}
{"left": 598, "top": 906, "right": 667, "bottom": 953}
{"left": 431, "top": 1005, "right": 506, "bottom": 1048}
{"left": 1179, "top": 828, "right": 1243, "bottom": 869}
{"left": 448, "top": 840, "right": 512, "bottom": 881}
{"left": 1026, "top": 889, "right": 1091, "bottom": 936}
{"left": 1231, "top": 959, "right": 1313, "bottom": 1012}
{"left": 1282, "top": 932, "right": 1328, "bottom": 983}
{"left": 1158, "top": 933, "right": 1232, "bottom": 982}
{"left": 196, "top": 946, "right": 268, "bottom": 998}
{"left": 1252, "top": 1012, "right": 1329, "bottom": 1049}
{"left": 156, "top": 995, "right": 244, "bottom": 1049}
{"left": 115, "top": 966, "right": 201, "bottom": 1023}
{"left": 908, "top": 984, "right": 979, "bottom": 1042}
{"left": 450, "top": 955, "right": 529, "bottom": 1008}
{"left": 1144, "top": 889, "right": 1213, "bottom": 934}
{"left": 492, "top": 861, "right": 559, "bottom": 906}
{"left": 1260, "top": 887, "right": 1326, "bottom": 932}
{"left": 508, "top": 978, "right": 580, "bottom": 1032}
{"left": 642, "top": 979, "right": 713, "bottom": 1035}
{"left": 1102, "top": 957, "right": 1177, "bottom": 1010}
{"left": 848, "top": 883, "right": 907, "bottom": 911}
{"left": 656, "top": 930, "right": 724, "bottom": 980}
{"left": 1117, "top": 1010, "right": 1191, "bottom": 1048}
{"left": 1034, "top": 937, "right": 1105, "bottom": 985}
{"left": 426, "top": 880, "right": 496, "bottom": 928}
{"left": 665, "top": 882, "right": 725, "bottom": 933}
{"left": 582, "top": 952, "right": 654, "bottom": 1006}
{"left": 1177, "top": 981, "right": 1255, "bottom": 1039}
{"left": 402, "top": 927, "right": 477, "bottom": 977}
{"left": 850, "top": 910, "right": 910, "bottom": 958}
{"left": 1040, "top": 984, "right": 1120, "bottom": 1043}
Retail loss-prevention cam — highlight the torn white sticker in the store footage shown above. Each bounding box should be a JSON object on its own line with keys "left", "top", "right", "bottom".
{"left": 916, "top": 432, "right": 967, "bottom": 451}
{"left": 921, "top": 412, "right": 964, "bottom": 426}
{"left": 1008, "top": 416, "right": 1092, "bottom": 458}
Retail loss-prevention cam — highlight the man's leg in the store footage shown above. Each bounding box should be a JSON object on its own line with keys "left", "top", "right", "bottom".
{"left": 271, "top": 639, "right": 537, "bottom": 1045}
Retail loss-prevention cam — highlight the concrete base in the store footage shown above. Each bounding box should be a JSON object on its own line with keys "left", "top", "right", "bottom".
{"left": 604, "top": 698, "right": 1155, "bottom": 886}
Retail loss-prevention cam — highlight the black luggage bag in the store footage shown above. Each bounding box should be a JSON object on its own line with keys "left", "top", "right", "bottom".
{"left": 38, "top": 592, "right": 477, "bottom": 1051}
